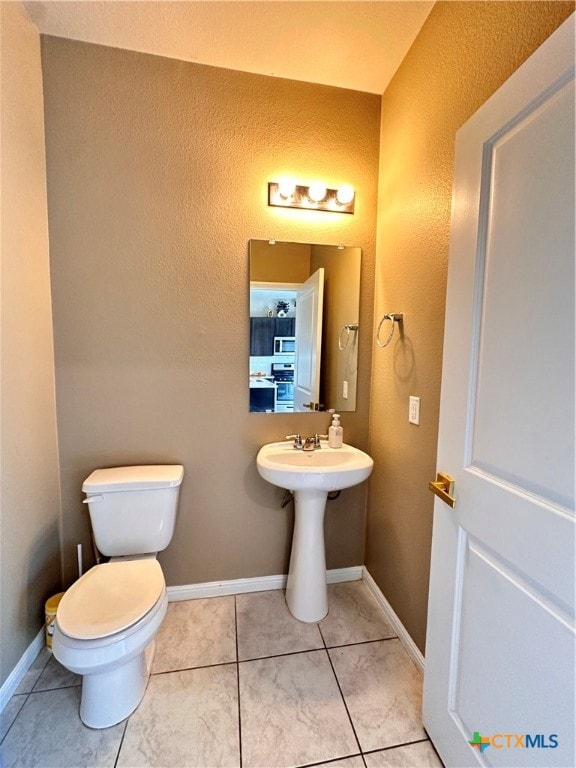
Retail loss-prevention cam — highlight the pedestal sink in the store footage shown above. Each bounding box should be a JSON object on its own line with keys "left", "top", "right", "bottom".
{"left": 256, "top": 441, "right": 373, "bottom": 622}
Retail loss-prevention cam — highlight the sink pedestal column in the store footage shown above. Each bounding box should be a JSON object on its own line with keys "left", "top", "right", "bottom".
{"left": 285, "top": 489, "right": 329, "bottom": 622}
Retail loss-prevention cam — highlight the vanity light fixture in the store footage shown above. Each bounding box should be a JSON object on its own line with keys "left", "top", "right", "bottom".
{"left": 268, "top": 180, "right": 355, "bottom": 214}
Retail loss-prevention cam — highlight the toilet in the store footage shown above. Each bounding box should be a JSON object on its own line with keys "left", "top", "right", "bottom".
{"left": 52, "top": 464, "right": 184, "bottom": 729}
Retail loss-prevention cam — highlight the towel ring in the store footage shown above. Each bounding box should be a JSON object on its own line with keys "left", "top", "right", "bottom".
{"left": 376, "top": 313, "right": 404, "bottom": 348}
{"left": 338, "top": 324, "right": 359, "bottom": 351}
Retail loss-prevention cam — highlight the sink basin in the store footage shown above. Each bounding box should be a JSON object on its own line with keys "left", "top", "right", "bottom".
{"left": 257, "top": 440, "right": 373, "bottom": 623}
{"left": 256, "top": 441, "right": 373, "bottom": 492}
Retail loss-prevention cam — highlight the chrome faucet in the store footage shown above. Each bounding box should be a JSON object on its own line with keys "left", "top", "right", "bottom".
{"left": 286, "top": 434, "right": 303, "bottom": 449}
{"left": 286, "top": 433, "right": 328, "bottom": 450}
{"left": 303, "top": 434, "right": 329, "bottom": 451}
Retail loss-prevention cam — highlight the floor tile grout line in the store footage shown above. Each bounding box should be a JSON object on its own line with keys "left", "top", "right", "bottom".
{"left": 323, "top": 635, "right": 398, "bottom": 651}
{"left": 151, "top": 659, "right": 238, "bottom": 676}
{"left": 12, "top": 650, "right": 52, "bottom": 701}
{"left": 236, "top": 636, "right": 398, "bottom": 666}
{"left": 320, "top": 626, "right": 364, "bottom": 760}
{"left": 0, "top": 690, "right": 31, "bottom": 747}
{"left": 318, "top": 619, "right": 328, "bottom": 650}
{"left": 362, "top": 739, "right": 438, "bottom": 757}
{"left": 30, "top": 682, "right": 81, "bottom": 693}
{"left": 294, "top": 751, "right": 365, "bottom": 768}
{"left": 361, "top": 736, "right": 433, "bottom": 755}
{"left": 234, "top": 595, "right": 243, "bottom": 768}
{"left": 113, "top": 718, "right": 129, "bottom": 768}
{"left": 238, "top": 646, "right": 326, "bottom": 664}
{"left": 3, "top": 686, "right": 78, "bottom": 700}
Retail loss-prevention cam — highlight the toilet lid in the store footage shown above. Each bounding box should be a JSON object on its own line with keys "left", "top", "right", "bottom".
{"left": 56, "top": 560, "right": 165, "bottom": 640}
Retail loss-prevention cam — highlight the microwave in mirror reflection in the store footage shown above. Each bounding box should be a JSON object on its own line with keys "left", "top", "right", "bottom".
{"left": 274, "top": 337, "right": 296, "bottom": 355}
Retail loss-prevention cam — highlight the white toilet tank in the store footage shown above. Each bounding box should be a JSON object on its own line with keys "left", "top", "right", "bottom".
{"left": 82, "top": 465, "right": 184, "bottom": 557}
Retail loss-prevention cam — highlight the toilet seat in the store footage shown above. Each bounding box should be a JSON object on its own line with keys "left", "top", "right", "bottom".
{"left": 57, "top": 559, "right": 165, "bottom": 640}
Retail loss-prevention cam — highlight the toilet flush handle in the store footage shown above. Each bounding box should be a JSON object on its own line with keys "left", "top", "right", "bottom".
{"left": 82, "top": 495, "right": 103, "bottom": 504}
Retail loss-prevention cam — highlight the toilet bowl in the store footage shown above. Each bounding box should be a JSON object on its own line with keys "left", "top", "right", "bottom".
{"left": 53, "top": 558, "right": 167, "bottom": 729}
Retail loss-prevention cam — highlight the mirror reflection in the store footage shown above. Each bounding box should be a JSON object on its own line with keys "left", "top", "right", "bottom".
{"left": 249, "top": 240, "right": 361, "bottom": 413}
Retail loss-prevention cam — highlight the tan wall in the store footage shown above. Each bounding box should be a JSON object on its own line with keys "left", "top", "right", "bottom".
{"left": 0, "top": 2, "right": 62, "bottom": 686}
{"left": 41, "top": 38, "right": 380, "bottom": 587}
{"left": 250, "top": 241, "right": 311, "bottom": 284}
{"left": 367, "top": 1, "right": 575, "bottom": 653}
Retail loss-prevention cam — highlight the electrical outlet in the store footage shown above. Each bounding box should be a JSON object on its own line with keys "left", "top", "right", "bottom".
{"left": 409, "top": 396, "right": 420, "bottom": 425}
{"left": 343, "top": 380, "right": 348, "bottom": 399}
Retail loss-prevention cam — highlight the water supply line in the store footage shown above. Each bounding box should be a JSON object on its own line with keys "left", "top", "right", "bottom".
{"left": 280, "top": 489, "right": 341, "bottom": 507}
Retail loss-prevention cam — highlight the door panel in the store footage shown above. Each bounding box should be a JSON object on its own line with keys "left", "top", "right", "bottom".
{"left": 450, "top": 535, "right": 573, "bottom": 767}
{"left": 294, "top": 268, "right": 324, "bottom": 411}
{"left": 470, "top": 78, "right": 575, "bottom": 507}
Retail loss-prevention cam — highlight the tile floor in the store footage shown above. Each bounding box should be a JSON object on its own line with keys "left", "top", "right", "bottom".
{"left": 0, "top": 581, "right": 443, "bottom": 768}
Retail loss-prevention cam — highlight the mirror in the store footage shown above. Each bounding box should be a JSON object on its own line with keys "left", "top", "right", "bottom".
{"left": 249, "top": 239, "right": 361, "bottom": 413}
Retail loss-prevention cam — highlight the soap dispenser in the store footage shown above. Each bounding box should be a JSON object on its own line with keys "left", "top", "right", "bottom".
{"left": 328, "top": 413, "right": 343, "bottom": 448}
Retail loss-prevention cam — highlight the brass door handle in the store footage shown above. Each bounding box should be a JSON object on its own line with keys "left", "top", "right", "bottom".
{"left": 428, "top": 472, "right": 456, "bottom": 508}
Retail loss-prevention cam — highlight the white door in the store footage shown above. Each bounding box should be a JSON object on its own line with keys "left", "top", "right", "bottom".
{"left": 423, "top": 15, "right": 575, "bottom": 768}
{"left": 294, "top": 268, "right": 324, "bottom": 412}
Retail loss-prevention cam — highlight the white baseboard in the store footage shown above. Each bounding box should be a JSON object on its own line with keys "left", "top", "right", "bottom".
{"left": 326, "top": 566, "right": 363, "bottom": 584}
{"left": 362, "top": 566, "right": 425, "bottom": 674}
{"left": 0, "top": 627, "right": 45, "bottom": 713}
{"left": 167, "top": 565, "right": 363, "bottom": 602}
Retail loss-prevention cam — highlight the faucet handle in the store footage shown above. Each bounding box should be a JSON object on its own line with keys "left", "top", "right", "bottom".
{"left": 285, "top": 434, "right": 303, "bottom": 449}
{"left": 315, "top": 433, "right": 329, "bottom": 447}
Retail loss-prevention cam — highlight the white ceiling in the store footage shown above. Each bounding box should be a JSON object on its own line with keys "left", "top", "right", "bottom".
{"left": 23, "top": 1, "right": 435, "bottom": 94}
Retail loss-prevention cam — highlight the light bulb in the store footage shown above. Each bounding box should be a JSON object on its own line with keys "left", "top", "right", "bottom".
{"left": 308, "top": 182, "right": 327, "bottom": 203}
{"left": 277, "top": 178, "right": 296, "bottom": 199}
{"left": 336, "top": 184, "right": 355, "bottom": 205}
